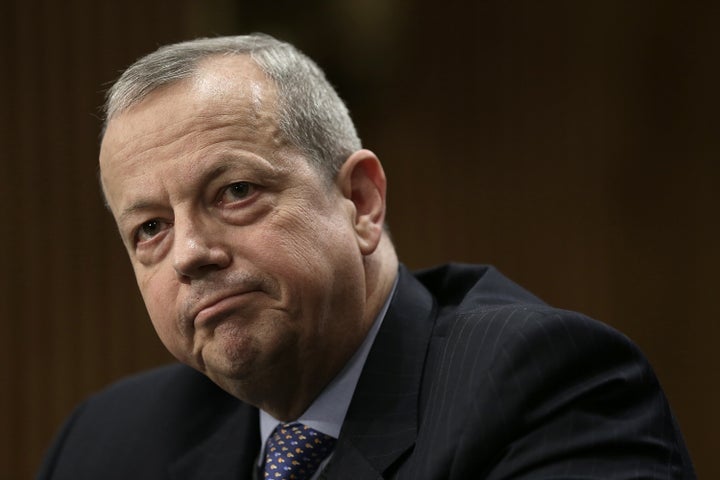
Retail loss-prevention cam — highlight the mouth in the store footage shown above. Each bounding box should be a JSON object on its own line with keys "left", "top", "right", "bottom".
{"left": 191, "top": 290, "right": 262, "bottom": 329}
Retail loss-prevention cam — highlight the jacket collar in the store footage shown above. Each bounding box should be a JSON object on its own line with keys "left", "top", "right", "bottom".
{"left": 324, "top": 265, "right": 437, "bottom": 478}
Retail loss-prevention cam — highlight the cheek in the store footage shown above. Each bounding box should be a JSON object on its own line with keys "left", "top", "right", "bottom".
{"left": 263, "top": 213, "right": 363, "bottom": 307}
{"left": 136, "top": 270, "right": 185, "bottom": 352}
{"left": 267, "top": 218, "right": 352, "bottom": 279}
{"left": 277, "top": 202, "right": 355, "bottom": 255}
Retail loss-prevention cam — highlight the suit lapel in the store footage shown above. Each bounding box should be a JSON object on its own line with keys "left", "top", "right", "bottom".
{"left": 325, "top": 266, "right": 437, "bottom": 478}
{"left": 168, "top": 402, "right": 260, "bottom": 480}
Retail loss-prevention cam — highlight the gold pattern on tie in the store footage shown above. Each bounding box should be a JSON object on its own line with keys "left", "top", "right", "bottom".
{"left": 263, "top": 423, "right": 336, "bottom": 479}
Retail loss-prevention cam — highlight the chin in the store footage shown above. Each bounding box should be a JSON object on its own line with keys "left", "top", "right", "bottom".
{"left": 196, "top": 316, "right": 299, "bottom": 392}
{"left": 201, "top": 336, "right": 260, "bottom": 378}
{"left": 203, "top": 349, "right": 273, "bottom": 405}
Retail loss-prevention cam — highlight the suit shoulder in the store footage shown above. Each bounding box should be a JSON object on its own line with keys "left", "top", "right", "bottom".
{"left": 434, "top": 300, "right": 643, "bottom": 380}
{"left": 417, "top": 263, "right": 638, "bottom": 356}
{"left": 94, "top": 363, "right": 219, "bottom": 404}
{"left": 419, "top": 302, "right": 695, "bottom": 478}
{"left": 72, "top": 363, "right": 242, "bottom": 436}
{"left": 38, "top": 364, "right": 246, "bottom": 477}
{"left": 414, "top": 263, "right": 546, "bottom": 312}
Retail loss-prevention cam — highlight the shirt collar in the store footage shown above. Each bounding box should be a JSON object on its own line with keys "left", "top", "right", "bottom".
{"left": 260, "top": 276, "right": 398, "bottom": 443}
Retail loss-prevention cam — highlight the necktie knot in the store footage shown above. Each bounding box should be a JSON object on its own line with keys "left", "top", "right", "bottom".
{"left": 263, "top": 422, "right": 336, "bottom": 479}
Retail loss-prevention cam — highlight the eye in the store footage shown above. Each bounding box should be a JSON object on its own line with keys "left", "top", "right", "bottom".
{"left": 219, "top": 181, "right": 256, "bottom": 204}
{"left": 135, "top": 219, "right": 171, "bottom": 244}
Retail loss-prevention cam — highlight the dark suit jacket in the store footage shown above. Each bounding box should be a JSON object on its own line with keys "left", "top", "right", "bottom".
{"left": 38, "top": 264, "right": 696, "bottom": 479}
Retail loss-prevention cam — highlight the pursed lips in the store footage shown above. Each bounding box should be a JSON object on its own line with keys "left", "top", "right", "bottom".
{"left": 190, "top": 289, "right": 262, "bottom": 329}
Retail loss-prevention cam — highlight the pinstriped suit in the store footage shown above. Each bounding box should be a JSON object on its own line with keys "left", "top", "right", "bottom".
{"left": 38, "top": 264, "right": 695, "bottom": 479}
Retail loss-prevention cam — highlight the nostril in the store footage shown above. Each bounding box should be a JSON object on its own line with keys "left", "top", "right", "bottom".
{"left": 173, "top": 243, "right": 232, "bottom": 279}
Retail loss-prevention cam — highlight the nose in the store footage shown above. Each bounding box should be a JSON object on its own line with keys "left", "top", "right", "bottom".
{"left": 172, "top": 217, "right": 232, "bottom": 281}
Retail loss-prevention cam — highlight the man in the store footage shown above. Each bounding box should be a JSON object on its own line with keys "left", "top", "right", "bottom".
{"left": 38, "top": 34, "right": 695, "bottom": 479}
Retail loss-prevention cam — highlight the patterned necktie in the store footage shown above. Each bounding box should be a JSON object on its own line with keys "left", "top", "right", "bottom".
{"left": 263, "top": 422, "right": 336, "bottom": 480}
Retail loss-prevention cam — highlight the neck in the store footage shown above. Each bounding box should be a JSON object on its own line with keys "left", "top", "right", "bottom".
{"left": 255, "top": 235, "right": 399, "bottom": 421}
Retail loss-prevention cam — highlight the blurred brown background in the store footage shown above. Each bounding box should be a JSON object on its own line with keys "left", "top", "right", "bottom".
{"left": 1, "top": 1, "right": 717, "bottom": 478}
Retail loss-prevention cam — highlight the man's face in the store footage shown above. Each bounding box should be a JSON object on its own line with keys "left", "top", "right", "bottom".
{"left": 99, "top": 56, "right": 369, "bottom": 407}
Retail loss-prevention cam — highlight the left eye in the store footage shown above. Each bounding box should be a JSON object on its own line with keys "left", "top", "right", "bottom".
{"left": 220, "top": 182, "right": 255, "bottom": 203}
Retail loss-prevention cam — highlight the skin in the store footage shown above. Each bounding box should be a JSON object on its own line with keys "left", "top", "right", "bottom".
{"left": 99, "top": 55, "right": 398, "bottom": 420}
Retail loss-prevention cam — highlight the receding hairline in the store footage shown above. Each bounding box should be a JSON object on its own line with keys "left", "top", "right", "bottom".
{"left": 102, "top": 34, "right": 362, "bottom": 181}
{"left": 104, "top": 50, "right": 273, "bottom": 126}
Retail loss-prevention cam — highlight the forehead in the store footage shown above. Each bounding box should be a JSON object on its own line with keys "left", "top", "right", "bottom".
{"left": 102, "top": 54, "right": 277, "bottom": 151}
{"left": 98, "top": 55, "right": 294, "bottom": 200}
{"left": 100, "top": 55, "right": 281, "bottom": 170}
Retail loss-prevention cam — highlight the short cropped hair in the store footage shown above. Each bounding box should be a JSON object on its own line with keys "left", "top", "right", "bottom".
{"left": 103, "top": 34, "right": 361, "bottom": 179}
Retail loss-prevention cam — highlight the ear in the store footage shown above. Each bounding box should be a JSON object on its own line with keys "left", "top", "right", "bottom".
{"left": 336, "top": 149, "right": 387, "bottom": 255}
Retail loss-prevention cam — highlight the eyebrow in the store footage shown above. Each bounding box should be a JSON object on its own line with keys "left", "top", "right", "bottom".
{"left": 117, "top": 200, "right": 166, "bottom": 225}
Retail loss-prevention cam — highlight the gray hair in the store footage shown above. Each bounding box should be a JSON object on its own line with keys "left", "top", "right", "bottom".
{"left": 103, "top": 33, "right": 361, "bottom": 179}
